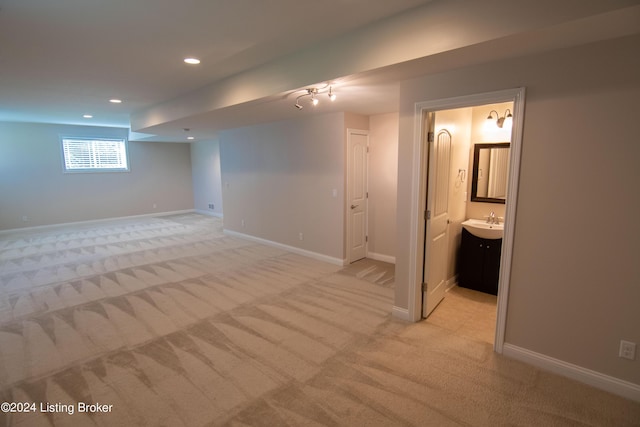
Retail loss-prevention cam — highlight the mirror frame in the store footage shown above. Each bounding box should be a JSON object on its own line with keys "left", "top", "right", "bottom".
{"left": 470, "top": 142, "right": 510, "bottom": 204}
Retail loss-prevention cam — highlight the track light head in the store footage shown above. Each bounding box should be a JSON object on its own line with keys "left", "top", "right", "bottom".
{"left": 294, "top": 85, "right": 336, "bottom": 110}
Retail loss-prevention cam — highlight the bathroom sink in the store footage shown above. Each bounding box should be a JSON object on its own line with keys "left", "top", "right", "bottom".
{"left": 462, "top": 219, "right": 504, "bottom": 240}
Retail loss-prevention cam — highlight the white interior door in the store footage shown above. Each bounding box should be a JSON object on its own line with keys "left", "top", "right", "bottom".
{"left": 347, "top": 129, "right": 368, "bottom": 263}
{"left": 423, "top": 128, "right": 452, "bottom": 317}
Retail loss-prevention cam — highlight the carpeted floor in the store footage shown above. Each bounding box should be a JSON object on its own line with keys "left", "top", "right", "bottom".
{"left": 0, "top": 214, "right": 638, "bottom": 426}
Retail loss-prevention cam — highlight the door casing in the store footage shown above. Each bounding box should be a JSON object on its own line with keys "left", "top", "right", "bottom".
{"left": 408, "top": 88, "right": 526, "bottom": 353}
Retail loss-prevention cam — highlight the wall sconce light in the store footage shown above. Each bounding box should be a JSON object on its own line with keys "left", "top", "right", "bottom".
{"left": 487, "top": 109, "right": 513, "bottom": 128}
{"left": 294, "top": 86, "right": 336, "bottom": 110}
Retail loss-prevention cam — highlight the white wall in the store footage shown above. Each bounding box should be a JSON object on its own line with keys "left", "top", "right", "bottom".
{"left": 396, "top": 35, "right": 640, "bottom": 386}
{"left": 191, "top": 139, "right": 223, "bottom": 217}
{"left": 368, "top": 113, "right": 398, "bottom": 262}
{"left": 219, "top": 111, "right": 399, "bottom": 265}
{"left": 0, "top": 122, "right": 194, "bottom": 230}
{"left": 220, "top": 112, "right": 346, "bottom": 261}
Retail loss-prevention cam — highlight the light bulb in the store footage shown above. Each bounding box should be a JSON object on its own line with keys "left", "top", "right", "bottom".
{"left": 328, "top": 87, "right": 336, "bottom": 101}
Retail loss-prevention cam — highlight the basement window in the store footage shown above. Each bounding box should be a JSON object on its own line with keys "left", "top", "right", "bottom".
{"left": 61, "top": 137, "right": 129, "bottom": 172}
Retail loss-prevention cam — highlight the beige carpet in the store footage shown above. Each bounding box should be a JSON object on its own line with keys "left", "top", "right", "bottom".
{"left": 0, "top": 214, "right": 638, "bottom": 426}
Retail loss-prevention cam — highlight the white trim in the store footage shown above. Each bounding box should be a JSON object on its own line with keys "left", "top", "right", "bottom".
{"left": 407, "top": 108, "right": 427, "bottom": 322}
{"left": 367, "top": 252, "right": 396, "bottom": 264}
{"left": 0, "top": 209, "right": 196, "bottom": 235}
{"left": 392, "top": 306, "right": 411, "bottom": 321}
{"left": 445, "top": 276, "right": 458, "bottom": 292}
{"left": 494, "top": 88, "right": 526, "bottom": 353}
{"left": 503, "top": 344, "right": 640, "bottom": 402}
{"left": 194, "top": 209, "right": 224, "bottom": 218}
{"left": 407, "top": 88, "right": 526, "bottom": 355}
{"left": 223, "top": 229, "right": 345, "bottom": 266}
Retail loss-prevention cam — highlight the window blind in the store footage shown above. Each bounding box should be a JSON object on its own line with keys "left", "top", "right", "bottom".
{"left": 62, "top": 138, "right": 129, "bottom": 172}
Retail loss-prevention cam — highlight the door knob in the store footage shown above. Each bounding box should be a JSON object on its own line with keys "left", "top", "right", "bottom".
{"left": 351, "top": 204, "right": 358, "bottom": 209}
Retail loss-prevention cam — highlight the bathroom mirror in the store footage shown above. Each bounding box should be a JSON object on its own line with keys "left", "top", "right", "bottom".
{"left": 471, "top": 143, "right": 510, "bottom": 204}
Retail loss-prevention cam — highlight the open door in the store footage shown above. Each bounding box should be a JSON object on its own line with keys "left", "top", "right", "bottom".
{"left": 422, "top": 120, "right": 452, "bottom": 318}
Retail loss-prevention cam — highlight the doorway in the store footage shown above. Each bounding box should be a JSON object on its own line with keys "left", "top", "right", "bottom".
{"left": 411, "top": 88, "right": 525, "bottom": 353}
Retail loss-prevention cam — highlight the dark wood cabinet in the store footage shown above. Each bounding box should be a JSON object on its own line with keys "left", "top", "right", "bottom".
{"left": 459, "top": 228, "right": 502, "bottom": 295}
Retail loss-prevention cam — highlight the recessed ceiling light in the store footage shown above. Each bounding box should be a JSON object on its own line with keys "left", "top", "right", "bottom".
{"left": 83, "top": 114, "right": 93, "bottom": 119}
{"left": 184, "top": 57, "right": 201, "bottom": 65}
{"left": 109, "top": 99, "right": 122, "bottom": 104}
{"left": 187, "top": 136, "right": 195, "bottom": 140}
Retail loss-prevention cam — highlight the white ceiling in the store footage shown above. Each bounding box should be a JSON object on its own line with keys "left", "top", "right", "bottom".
{"left": 1, "top": 0, "right": 639, "bottom": 142}
{"left": 0, "top": 0, "right": 432, "bottom": 136}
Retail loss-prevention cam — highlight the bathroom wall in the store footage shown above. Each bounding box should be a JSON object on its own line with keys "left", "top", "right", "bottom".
{"left": 465, "top": 102, "right": 512, "bottom": 221}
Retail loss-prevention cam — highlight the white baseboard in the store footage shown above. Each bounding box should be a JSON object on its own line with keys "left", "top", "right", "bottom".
{"left": 503, "top": 343, "right": 640, "bottom": 402}
{"left": 223, "top": 229, "right": 345, "bottom": 266}
{"left": 0, "top": 209, "right": 196, "bottom": 235}
{"left": 367, "top": 252, "right": 396, "bottom": 264}
{"left": 194, "top": 209, "right": 223, "bottom": 218}
{"left": 392, "top": 306, "right": 411, "bottom": 321}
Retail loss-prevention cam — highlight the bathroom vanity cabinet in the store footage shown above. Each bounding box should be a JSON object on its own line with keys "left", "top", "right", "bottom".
{"left": 459, "top": 228, "right": 502, "bottom": 295}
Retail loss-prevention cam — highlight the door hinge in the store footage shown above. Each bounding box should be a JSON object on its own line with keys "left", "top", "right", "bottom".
{"left": 366, "top": 146, "right": 369, "bottom": 153}
{"left": 366, "top": 236, "right": 368, "bottom": 242}
{"left": 366, "top": 192, "right": 369, "bottom": 198}
{"left": 421, "top": 282, "right": 427, "bottom": 292}
{"left": 427, "top": 132, "right": 434, "bottom": 143}
{"left": 425, "top": 210, "right": 431, "bottom": 220}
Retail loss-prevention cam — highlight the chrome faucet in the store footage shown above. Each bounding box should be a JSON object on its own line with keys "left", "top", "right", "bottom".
{"left": 487, "top": 211, "right": 496, "bottom": 224}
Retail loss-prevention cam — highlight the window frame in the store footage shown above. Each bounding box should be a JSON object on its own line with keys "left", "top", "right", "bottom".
{"left": 60, "top": 136, "right": 130, "bottom": 173}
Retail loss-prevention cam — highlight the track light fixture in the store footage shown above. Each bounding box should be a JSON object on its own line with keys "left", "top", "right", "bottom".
{"left": 487, "top": 109, "right": 513, "bottom": 128}
{"left": 294, "top": 85, "right": 336, "bottom": 110}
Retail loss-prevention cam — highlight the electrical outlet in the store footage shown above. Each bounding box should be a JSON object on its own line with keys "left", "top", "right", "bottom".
{"left": 208, "top": 203, "right": 215, "bottom": 210}
{"left": 241, "top": 219, "right": 245, "bottom": 228}
{"left": 21, "top": 215, "right": 28, "bottom": 222}
{"left": 299, "top": 232, "right": 304, "bottom": 241}
{"left": 153, "top": 203, "right": 157, "bottom": 209}
{"left": 619, "top": 340, "right": 636, "bottom": 360}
